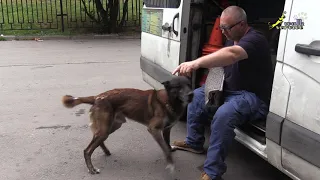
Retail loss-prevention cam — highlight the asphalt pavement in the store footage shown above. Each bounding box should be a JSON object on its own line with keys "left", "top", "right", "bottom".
{"left": 0, "top": 39, "right": 291, "bottom": 180}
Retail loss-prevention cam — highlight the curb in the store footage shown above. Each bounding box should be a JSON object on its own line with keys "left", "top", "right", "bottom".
{"left": 1, "top": 33, "right": 141, "bottom": 41}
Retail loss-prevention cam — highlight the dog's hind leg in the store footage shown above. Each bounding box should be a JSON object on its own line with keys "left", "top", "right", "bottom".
{"left": 99, "top": 120, "right": 123, "bottom": 156}
{"left": 84, "top": 135, "right": 107, "bottom": 174}
{"left": 147, "top": 125, "right": 175, "bottom": 173}
{"left": 99, "top": 114, "right": 125, "bottom": 156}
{"left": 85, "top": 104, "right": 114, "bottom": 174}
{"left": 100, "top": 143, "right": 111, "bottom": 156}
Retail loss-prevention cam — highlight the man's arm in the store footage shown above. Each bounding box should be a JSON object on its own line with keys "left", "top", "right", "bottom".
{"left": 172, "top": 45, "right": 249, "bottom": 76}
{"left": 195, "top": 45, "right": 248, "bottom": 69}
{"left": 172, "top": 30, "right": 263, "bottom": 75}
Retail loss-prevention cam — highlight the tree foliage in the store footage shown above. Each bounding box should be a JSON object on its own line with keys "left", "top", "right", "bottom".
{"left": 80, "top": 0, "right": 130, "bottom": 33}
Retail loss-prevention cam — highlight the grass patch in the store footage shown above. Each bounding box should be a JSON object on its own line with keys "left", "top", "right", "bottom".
{"left": 2, "top": 28, "right": 80, "bottom": 36}
{"left": 0, "top": 36, "right": 7, "bottom": 40}
{"left": 0, "top": 0, "right": 143, "bottom": 35}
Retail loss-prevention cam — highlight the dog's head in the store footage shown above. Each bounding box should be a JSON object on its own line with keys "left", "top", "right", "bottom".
{"left": 161, "top": 76, "right": 194, "bottom": 107}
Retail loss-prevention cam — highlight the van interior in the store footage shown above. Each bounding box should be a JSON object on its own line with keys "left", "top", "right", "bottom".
{"left": 186, "top": 0, "right": 286, "bottom": 145}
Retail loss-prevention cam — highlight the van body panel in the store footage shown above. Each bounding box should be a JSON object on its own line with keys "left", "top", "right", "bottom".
{"left": 140, "top": 0, "right": 191, "bottom": 88}
{"left": 141, "top": 31, "right": 180, "bottom": 72}
{"left": 142, "top": 71, "right": 166, "bottom": 90}
{"left": 262, "top": 2, "right": 292, "bottom": 163}
{"left": 140, "top": 56, "right": 174, "bottom": 86}
{"left": 267, "top": 0, "right": 292, "bottom": 143}
{"left": 141, "top": 31, "right": 179, "bottom": 71}
{"left": 266, "top": 111, "right": 285, "bottom": 145}
{"left": 274, "top": 0, "right": 292, "bottom": 63}
{"left": 283, "top": 65, "right": 320, "bottom": 134}
{"left": 281, "top": 0, "right": 320, "bottom": 135}
{"left": 268, "top": 63, "right": 290, "bottom": 121}
{"left": 262, "top": 0, "right": 320, "bottom": 177}
{"left": 266, "top": 139, "right": 283, "bottom": 171}
{"left": 281, "top": 120, "right": 320, "bottom": 168}
{"left": 282, "top": 148, "right": 320, "bottom": 180}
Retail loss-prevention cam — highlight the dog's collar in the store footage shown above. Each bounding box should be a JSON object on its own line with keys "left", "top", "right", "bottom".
{"left": 154, "top": 89, "right": 176, "bottom": 115}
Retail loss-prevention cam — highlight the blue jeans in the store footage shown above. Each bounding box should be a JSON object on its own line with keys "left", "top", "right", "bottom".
{"left": 185, "top": 85, "right": 268, "bottom": 179}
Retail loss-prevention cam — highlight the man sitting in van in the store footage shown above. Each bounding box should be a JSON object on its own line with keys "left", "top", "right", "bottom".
{"left": 171, "top": 5, "right": 274, "bottom": 180}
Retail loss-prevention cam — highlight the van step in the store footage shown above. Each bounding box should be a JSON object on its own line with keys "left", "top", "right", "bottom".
{"left": 237, "top": 118, "right": 267, "bottom": 145}
{"left": 181, "top": 114, "right": 267, "bottom": 145}
{"left": 249, "top": 118, "right": 266, "bottom": 133}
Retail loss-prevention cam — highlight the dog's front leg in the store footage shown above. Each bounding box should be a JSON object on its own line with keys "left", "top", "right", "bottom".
{"left": 147, "top": 127, "right": 175, "bottom": 173}
{"left": 163, "top": 127, "right": 174, "bottom": 152}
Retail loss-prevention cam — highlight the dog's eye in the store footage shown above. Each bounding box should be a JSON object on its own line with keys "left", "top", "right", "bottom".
{"left": 170, "top": 85, "right": 181, "bottom": 89}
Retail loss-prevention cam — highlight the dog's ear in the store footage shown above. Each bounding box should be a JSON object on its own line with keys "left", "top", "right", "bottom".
{"left": 161, "top": 80, "right": 170, "bottom": 88}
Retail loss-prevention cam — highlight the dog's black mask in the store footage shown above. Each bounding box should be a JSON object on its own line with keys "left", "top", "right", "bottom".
{"left": 162, "top": 76, "right": 194, "bottom": 107}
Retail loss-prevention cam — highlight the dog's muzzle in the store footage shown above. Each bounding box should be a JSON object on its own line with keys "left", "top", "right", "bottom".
{"left": 187, "top": 92, "right": 194, "bottom": 102}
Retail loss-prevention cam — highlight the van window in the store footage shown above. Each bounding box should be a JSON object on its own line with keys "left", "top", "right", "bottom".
{"left": 143, "top": 0, "right": 181, "bottom": 8}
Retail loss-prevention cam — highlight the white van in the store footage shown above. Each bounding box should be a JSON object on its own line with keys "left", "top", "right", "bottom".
{"left": 139, "top": 0, "right": 320, "bottom": 180}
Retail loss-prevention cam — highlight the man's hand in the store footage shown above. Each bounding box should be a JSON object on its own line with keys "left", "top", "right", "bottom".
{"left": 172, "top": 61, "right": 199, "bottom": 76}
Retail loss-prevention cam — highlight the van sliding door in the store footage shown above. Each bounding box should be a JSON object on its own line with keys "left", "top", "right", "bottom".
{"left": 140, "top": 0, "right": 191, "bottom": 89}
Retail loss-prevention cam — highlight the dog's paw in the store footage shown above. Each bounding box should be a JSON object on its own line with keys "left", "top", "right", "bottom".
{"left": 165, "top": 163, "right": 175, "bottom": 174}
{"left": 169, "top": 146, "right": 177, "bottom": 152}
{"left": 104, "top": 149, "right": 111, "bottom": 156}
{"left": 88, "top": 167, "right": 100, "bottom": 174}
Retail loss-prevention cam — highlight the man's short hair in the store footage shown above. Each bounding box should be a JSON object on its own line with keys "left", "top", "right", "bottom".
{"left": 221, "top": 6, "right": 247, "bottom": 23}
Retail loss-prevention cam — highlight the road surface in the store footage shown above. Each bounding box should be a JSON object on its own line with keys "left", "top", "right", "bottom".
{"left": 0, "top": 39, "right": 291, "bottom": 180}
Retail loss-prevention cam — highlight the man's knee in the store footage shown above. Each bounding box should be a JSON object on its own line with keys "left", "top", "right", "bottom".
{"left": 188, "top": 86, "right": 205, "bottom": 107}
{"left": 187, "top": 86, "right": 206, "bottom": 120}
{"left": 211, "top": 102, "right": 244, "bottom": 130}
{"left": 193, "top": 86, "right": 205, "bottom": 99}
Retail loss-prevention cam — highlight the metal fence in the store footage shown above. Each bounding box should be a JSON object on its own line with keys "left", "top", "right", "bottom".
{"left": 0, "top": 0, "right": 142, "bottom": 32}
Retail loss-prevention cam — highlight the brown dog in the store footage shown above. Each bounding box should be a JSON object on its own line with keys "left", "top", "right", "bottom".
{"left": 61, "top": 76, "right": 194, "bottom": 174}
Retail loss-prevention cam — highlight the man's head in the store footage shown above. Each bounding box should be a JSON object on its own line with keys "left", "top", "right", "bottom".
{"left": 220, "top": 6, "right": 249, "bottom": 42}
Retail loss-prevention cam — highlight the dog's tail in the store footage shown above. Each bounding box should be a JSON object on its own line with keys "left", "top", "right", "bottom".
{"left": 62, "top": 95, "right": 95, "bottom": 108}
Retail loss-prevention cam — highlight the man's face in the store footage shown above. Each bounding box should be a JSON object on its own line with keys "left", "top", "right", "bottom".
{"left": 219, "top": 15, "right": 243, "bottom": 41}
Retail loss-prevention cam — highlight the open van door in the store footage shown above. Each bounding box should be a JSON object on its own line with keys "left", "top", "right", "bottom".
{"left": 140, "top": 0, "right": 191, "bottom": 89}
